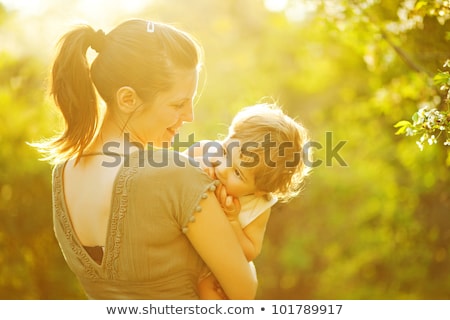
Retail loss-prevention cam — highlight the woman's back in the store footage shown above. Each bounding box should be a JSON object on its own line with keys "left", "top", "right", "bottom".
{"left": 62, "top": 155, "right": 120, "bottom": 247}
{"left": 53, "top": 150, "right": 215, "bottom": 299}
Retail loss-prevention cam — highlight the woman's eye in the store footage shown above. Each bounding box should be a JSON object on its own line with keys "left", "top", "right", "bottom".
{"left": 234, "top": 169, "right": 241, "bottom": 178}
{"left": 173, "top": 101, "right": 186, "bottom": 109}
{"left": 222, "top": 147, "right": 227, "bottom": 156}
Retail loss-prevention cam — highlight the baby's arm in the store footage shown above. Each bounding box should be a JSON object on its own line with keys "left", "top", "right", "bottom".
{"left": 215, "top": 184, "right": 271, "bottom": 261}
{"left": 184, "top": 140, "right": 223, "bottom": 160}
{"left": 197, "top": 194, "right": 268, "bottom": 299}
{"left": 228, "top": 208, "right": 271, "bottom": 261}
{"left": 183, "top": 140, "right": 208, "bottom": 158}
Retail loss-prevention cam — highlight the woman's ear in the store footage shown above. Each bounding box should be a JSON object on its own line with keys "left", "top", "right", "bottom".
{"left": 115, "top": 86, "right": 143, "bottom": 114}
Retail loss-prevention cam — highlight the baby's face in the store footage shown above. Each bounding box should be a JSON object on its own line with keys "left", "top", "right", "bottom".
{"left": 213, "top": 140, "right": 259, "bottom": 198}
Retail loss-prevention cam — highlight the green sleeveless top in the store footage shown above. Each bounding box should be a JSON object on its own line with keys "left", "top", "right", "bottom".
{"left": 52, "top": 150, "right": 217, "bottom": 299}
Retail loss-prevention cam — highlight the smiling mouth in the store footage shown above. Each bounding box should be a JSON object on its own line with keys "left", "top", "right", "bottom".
{"left": 167, "top": 127, "right": 178, "bottom": 135}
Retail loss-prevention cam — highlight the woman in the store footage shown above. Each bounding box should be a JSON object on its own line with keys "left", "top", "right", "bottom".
{"left": 35, "top": 19, "right": 257, "bottom": 299}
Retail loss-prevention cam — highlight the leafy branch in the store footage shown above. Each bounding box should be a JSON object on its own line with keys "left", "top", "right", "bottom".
{"left": 392, "top": 1, "right": 450, "bottom": 153}
{"left": 394, "top": 62, "right": 450, "bottom": 150}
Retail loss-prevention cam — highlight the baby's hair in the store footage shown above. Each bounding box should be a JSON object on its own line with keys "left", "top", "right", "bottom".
{"left": 227, "top": 102, "right": 311, "bottom": 202}
{"left": 34, "top": 19, "right": 203, "bottom": 164}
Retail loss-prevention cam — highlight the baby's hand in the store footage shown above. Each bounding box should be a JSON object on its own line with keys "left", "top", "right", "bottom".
{"left": 224, "top": 196, "right": 241, "bottom": 220}
{"left": 215, "top": 183, "right": 241, "bottom": 220}
{"left": 200, "top": 157, "right": 220, "bottom": 180}
{"left": 202, "top": 165, "right": 216, "bottom": 180}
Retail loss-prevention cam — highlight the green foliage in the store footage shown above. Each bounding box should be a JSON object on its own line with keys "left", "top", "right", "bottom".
{"left": 388, "top": 0, "right": 450, "bottom": 158}
{"left": 394, "top": 65, "right": 450, "bottom": 162}
{"left": 394, "top": 105, "right": 450, "bottom": 149}
{"left": 0, "top": 48, "right": 83, "bottom": 298}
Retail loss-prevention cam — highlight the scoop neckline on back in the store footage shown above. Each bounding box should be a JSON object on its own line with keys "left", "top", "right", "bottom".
{"left": 58, "top": 159, "right": 125, "bottom": 268}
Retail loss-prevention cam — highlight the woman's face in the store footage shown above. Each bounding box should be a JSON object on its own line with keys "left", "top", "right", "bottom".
{"left": 130, "top": 69, "right": 198, "bottom": 148}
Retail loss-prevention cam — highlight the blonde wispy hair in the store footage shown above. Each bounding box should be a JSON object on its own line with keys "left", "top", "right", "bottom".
{"left": 226, "top": 102, "right": 312, "bottom": 203}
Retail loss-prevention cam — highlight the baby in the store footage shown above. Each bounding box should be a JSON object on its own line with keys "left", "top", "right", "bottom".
{"left": 186, "top": 102, "right": 311, "bottom": 299}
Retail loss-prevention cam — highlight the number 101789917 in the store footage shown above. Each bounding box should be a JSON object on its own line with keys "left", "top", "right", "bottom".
{"left": 271, "top": 304, "right": 343, "bottom": 315}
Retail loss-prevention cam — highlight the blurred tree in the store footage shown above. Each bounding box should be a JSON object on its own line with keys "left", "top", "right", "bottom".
{"left": 0, "top": 4, "right": 85, "bottom": 298}
{"left": 253, "top": 0, "right": 450, "bottom": 299}
{"left": 0, "top": 0, "right": 448, "bottom": 300}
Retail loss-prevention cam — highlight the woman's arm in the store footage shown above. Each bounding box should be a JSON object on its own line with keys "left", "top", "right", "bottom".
{"left": 185, "top": 191, "right": 258, "bottom": 300}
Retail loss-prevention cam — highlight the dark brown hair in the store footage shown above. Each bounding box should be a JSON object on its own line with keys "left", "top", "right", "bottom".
{"left": 36, "top": 19, "right": 203, "bottom": 164}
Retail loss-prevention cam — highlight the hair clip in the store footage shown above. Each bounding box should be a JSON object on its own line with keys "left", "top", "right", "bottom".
{"left": 147, "top": 21, "right": 155, "bottom": 33}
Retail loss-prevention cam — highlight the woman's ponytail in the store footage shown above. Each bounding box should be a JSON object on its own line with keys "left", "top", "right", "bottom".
{"left": 40, "top": 25, "right": 100, "bottom": 164}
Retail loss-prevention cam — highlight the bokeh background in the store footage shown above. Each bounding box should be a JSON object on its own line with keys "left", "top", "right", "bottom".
{"left": 1, "top": 0, "right": 449, "bottom": 299}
